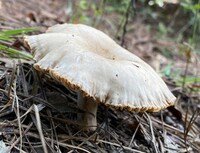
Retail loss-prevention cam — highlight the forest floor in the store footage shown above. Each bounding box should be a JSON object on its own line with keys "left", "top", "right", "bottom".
{"left": 0, "top": 0, "right": 199, "bottom": 153}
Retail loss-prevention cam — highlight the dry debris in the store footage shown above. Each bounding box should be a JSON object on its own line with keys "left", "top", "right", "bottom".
{"left": 0, "top": 48, "right": 199, "bottom": 153}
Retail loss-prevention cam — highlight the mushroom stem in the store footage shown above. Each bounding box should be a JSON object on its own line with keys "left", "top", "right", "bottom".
{"left": 77, "top": 91, "right": 98, "bottom": 131}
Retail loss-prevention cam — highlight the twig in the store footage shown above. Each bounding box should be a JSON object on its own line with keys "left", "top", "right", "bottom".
{"left": 150, "top": 116, "right": 191, "bottom": 137}
{"left": 33, "top": 104, "right": 48, "bottom": 153}
{"left": 7, "top": 60, "right": 16, "bottom": 98}
{"left": 12, "top": 129, "right": 91, "bottom": 153}
{"left": 144, "top": 112, "right": 158, "bottom": 153}
{"left": 184, "top": 106, "right": 200, "bottom": 147}
{"left": 120, "top": 0, "right": 135, "bottom": 46}
{"left": 68, "top": 131, "right": 97, "bottom": 152}
{"left": 181, "top": 45, "right": 191, "bottom": 92}
{"left": 129, "top": 121, "right": 140, "bottom": 147}
{"left": 47, "top": 108, "right": 61, "bottom": 151}
{"left": 97, "top": 139, "right": 145, "bottom": 153}
{"left": 12, "top": 65, "right": 23, "bottom": 152}
{"left": 6, "top": 122, "right": 33, "bottom": 153}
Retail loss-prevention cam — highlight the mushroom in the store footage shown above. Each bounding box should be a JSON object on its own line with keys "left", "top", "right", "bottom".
{"left": 24, "top": 24, "right": 176, "bottom": 131}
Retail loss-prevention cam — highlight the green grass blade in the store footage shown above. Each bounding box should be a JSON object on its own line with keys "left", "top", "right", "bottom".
{"left": 0, "top": 27, "right": 38, "bottom": 36}
{"left": 0, "top": 44, "right": 33, "bottom": 59}
{"left": 0, "top": 35, "right": 13, "bottom": 41}
{"left": 178, "top": 76, "right": 200, "bottom": 83}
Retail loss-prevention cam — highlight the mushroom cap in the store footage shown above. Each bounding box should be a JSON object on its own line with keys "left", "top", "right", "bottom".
{"left": 24, "top": 23, "right": 176, "bottom": 112}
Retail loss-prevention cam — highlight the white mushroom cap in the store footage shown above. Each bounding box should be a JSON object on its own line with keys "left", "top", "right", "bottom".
{"left": 24, "top": 23, "right": 176, "bottom": 112}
